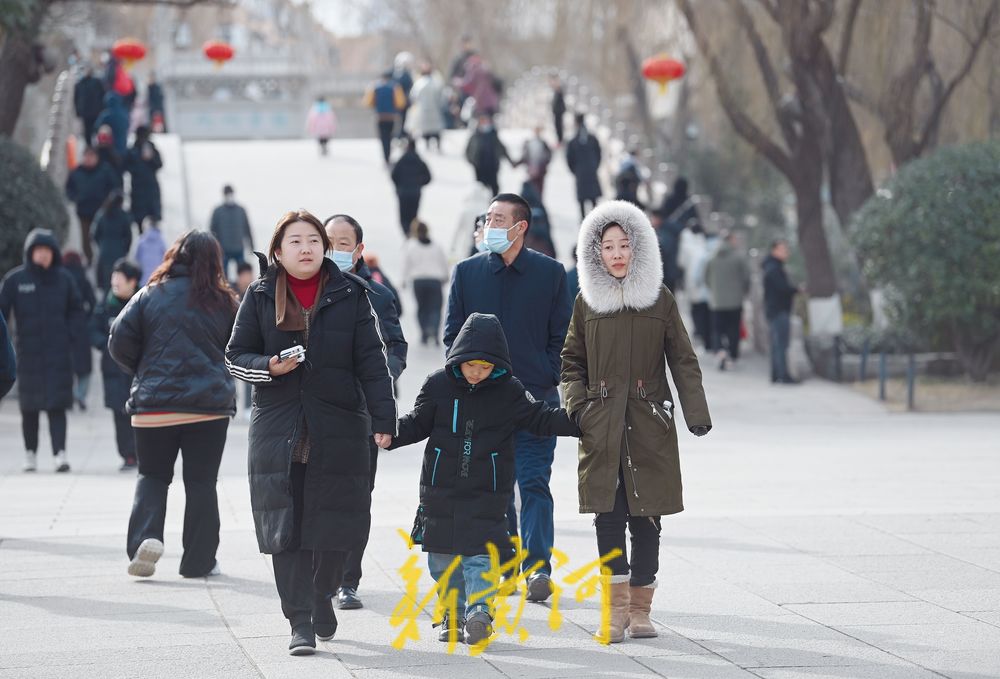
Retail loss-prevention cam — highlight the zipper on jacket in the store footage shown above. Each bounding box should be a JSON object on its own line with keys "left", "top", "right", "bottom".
{"left": 452, "top": 399, "right": 459, "bottom": 434}
{"left": 284, "top": 415, "right": 301, "bottom": 495}
{"left": 490, "top": 452, "right": 498, "bottom": 492}
{"left": 623, "top": 423, "right": 640, "bottom": 499}
{"left": 651, "top": 402, "right": 672, "bottom": 430}
{"left": 431, "top": 447, "right": 442, "bottom": 486}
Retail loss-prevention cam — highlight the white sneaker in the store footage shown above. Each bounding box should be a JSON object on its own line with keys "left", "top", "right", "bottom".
{"left": 128, "top": 538, "right": 164, "bottom": 577}
{"left": 54, "top": 451, "right": 70, "bottom": 473}
{"left": 23, "top": 451, "right": 37, "bottom": 472}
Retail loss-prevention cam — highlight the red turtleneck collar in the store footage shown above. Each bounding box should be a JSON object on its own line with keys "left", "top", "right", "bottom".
{"left": 286, "top": 271, "right": 321, "bottom": 309}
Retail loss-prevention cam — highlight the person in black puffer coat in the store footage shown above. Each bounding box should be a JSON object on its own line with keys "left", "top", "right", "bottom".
{"left": 390, "top": 135, "right": 431, "bottom": 236}
{"left": 91, "top": 190, "right": 133, "bottom": 292}
{"left": 0, "top": 229, "right": 84, "bottom": 473}
{"left": 125, "top": 125, "right": 162, "bottom": 233}
{"left": 385, "top": 312, "right": 578, "bottom": 644}
{"left": 91, "top": 258, "right": 141, "bottom": 469}
{"left": 109, "top": 231, "right": 238, "bottom": 580}
{"left": 225, "top": 210, "right": 396, "bottom": 656}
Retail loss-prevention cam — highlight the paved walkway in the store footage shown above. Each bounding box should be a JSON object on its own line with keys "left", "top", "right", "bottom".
{"left": 2, "top": 134, "right": 999, "bottom": 679}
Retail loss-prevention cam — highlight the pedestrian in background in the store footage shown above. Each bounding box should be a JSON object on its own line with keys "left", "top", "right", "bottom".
{"left": 408, "top": 63, "right": 445, "bottom": 151}
{"left": 390, "top": 134, "right": 432, "bottom": 237}
{"left": 125, "top": 125, "right": 162, "bottom": 234}
{"left": 677, "top": 221, "right": 712, "bottom": 350}
{"left": 91, "top": 190, "right": 133, "bottom": 292}
{"left": 110, "top": 231, "right": 238, "bottom": 580}
{"left": 74, "top": 64, "right": 105, "bottom": 146}
{"left": 393, "top": 52, "right": 415, "bottom": 136}
{"left": 66, "top": 146, "right": 121, "bottom": 264}
{"left": 325, "top": 213, "right": 407, "bottom": 611}
{"left": 763, "top": 239, "right": 803, "bottom": 385}
{"left": 306, "top": 96, "right": 337, "bottom": 156}
{"left": 61, "top": 250, "right": 96, "bottom": 412}
{"left": 91, "top": 258, "right": 141, "bottom": 470}
{"left": 0, "top": 312, "right": 15, "bottom": 400}
{"left": 520, "top": 126, "right": 552, "bottom": 197}
{"left": 562, "top": 200, "right": 711, "bottom": 643}
{"left": 147, "top": 72, "right": 166, "bottom": 132}
{"left": 550, "top": 76, "right": 566, "bottom": 146}
{"left": 226, "top": 210, "right": 396, "bottom": 656}
{"left": 135, "top": 220, "right": 167, "bottom": 287}
{"left": 95, "top": 91, "right": 129, "bottom": 156}
{"left": 654, "top": 177, "right": 697, "bottom": 294}
{"left": 704, "top": 231, "right": 750, "bottom": 371}
{"left": 402, "top": 220, "right": 450, "bottom": 345}
{"left": 466, "top": 114, "right": 511, "bottom": 197}
{"left": 566, "top": 113, "right": 602, "bottom": 219}
{"left": 0, "top": 230, "right": 84, "bottom": 473}
{"left": 210, "top": 184, "right": 254, "bottom": 281}
{"left": 363, "top": 71, "right": 406, "bottom": 165}
{"left": 460, "top": 54, "right": 500, "bottom": 117}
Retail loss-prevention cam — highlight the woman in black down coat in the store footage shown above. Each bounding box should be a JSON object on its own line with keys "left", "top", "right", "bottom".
{"left": 109, "top": 231, "right": 238, "bottom": 580}
{"left": 0, "top": 229, "right": 84, "bottom": 473}
{"left": 225, "top": 210, "right": 396, "bottom": 656}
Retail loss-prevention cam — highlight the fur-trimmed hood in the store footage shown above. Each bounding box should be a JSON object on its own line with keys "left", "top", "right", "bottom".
{"left": 576, "top": 200, "right": 663, "bottom": 313}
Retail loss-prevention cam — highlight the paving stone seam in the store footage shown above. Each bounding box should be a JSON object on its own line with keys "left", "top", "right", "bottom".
{"left": 206, "top": 574, "right": 267, "bottom": 678}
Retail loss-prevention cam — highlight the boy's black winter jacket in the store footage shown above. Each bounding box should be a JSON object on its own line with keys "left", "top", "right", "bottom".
{"left": 391, "top": 313, "right": 579, "bottom": 556}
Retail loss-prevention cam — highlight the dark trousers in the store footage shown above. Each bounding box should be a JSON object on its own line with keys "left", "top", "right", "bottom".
{"left": 21, "top": 409, "right": 67, "bottom": 453}
{"left": 553, "top": 113, "right": 564, "bottom": 144}
{"left": 397, "top": 191, "right": 421, "bottom": 236}
{"left": 112, "top": 409, "right": 136, "bottom": 460}
{"left": 478, "top": 171, "right": 499, "bottom": 197}
{"left": 317, "top": 138, "right": 329, "bottom": 155}
{"left": 81, "top": 116, "right": 97, "bottom": 147}
{"left": 506, "top": 388, "right": 559, "bottom": 575}
{"left": 223, "top": 251, "right": 244, "bottom": 282}
{"left": 78, "top": 215, "right": 94, "bottom": 263}
{"left": 691, "top": 301, "right": 712, "bottom": 350}
{"left": 377, "top": 120, "right": 395, "bottom": 162}
{"left": 711, "top": 308, "right": 743, "bottom": 360}
{"left": 579, "top": 198, "right": 597, "bottom": 220}
{"left": 595, "top": 470, "right": 661, "bottom": 587}
{"left": 127, "top": 418, "right": 228, "bottom": 577}
{"left": 422, "top": 132, "right": 441, "bottom": 151}
{"left": 341, "top": 442, "right": 378, "bottom": 590}
{"left": 769, "top": 311, "right": 791, "bottom": 382}
{"left": 412, "top": 278, "right": 443, "bottom": 343}
{"left": 277, "top": 462, "right": 348, "bottom": 626}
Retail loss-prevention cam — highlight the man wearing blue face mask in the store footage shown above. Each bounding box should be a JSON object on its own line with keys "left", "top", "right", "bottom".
{"left": 444, "top": 193, "right": 572, "bottom": 602}
{"left": 323, "top": 213, "right": 408, "bottom": 611}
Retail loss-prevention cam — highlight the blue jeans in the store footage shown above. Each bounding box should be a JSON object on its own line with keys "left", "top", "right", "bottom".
{"left": 506, "top": 387, "right": 558, "bottom": 575}
{"left": 427, "top": 552, "right": 493, "bottom": 618}
{"left": 769, "top": 312, "right": 791, "bottom": 382}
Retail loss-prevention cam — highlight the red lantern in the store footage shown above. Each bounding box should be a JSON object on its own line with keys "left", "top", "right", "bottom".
{"left": 641, "top": 54, "right": 685, "bottom": 94}
{"left": 203, "top": 41, "right": 235, "bottom": 69}
{"left": 112, "top": 38, "right": 147, "bottom": 70}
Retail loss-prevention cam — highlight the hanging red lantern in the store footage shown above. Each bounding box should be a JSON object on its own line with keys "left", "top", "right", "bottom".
{"left": 641, "top": 54, "right": 685, "bottom": 94}
{"left": 111, "top": 38, "right": 147, "bottom": 70}
{"left": 203, "top": 41, "right": 235, "bottom": 69}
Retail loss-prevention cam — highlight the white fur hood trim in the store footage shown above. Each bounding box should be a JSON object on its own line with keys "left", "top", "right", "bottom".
{"left": 576, "top": 200, "right": 663, "bottom": 313}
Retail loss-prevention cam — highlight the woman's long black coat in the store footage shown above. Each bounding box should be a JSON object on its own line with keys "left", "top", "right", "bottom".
{"left": 0, "top": 230, "right": 84, "bottom": 411}
{"left": 225, "top": 259, "right": 397, "bottom": 554}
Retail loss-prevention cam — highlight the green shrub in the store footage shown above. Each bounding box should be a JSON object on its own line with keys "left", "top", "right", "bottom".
{"left": 0, "top": 137, "right": 69, "bottom": 278}
{"left": 852, "top": 141, "right": 1000, "bottom": 381}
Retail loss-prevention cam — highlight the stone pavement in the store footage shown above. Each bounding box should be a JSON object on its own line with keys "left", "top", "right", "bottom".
{"left": 2, "top": 134, "right": 999, "bottom": 678}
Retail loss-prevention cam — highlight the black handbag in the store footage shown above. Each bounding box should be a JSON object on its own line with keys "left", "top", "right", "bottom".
{"left": 409, "top": 505, "right": 425, "bottom": 545}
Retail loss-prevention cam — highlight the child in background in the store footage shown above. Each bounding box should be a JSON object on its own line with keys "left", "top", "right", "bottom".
{"left": 135, "top": 218, "right": 166, "bottom": 286}
{"left": 90, "top": 258, "right": 141, "bottom": 469}
{"left": 382, "top": 313, "right": 579, "bottom": 645}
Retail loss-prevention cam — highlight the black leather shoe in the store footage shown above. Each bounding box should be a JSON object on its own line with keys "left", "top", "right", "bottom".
{"left": 336, "top": 586, "right": 363, "bottom": 610}
{"left": 289, "top": 623, "right": 316, "bottom": 656}
{"left": 313, "top": 596, "right": 338, "bottom": 641}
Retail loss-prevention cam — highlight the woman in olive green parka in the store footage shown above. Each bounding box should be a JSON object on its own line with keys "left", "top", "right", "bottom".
{"left": 561, "top": 200, "right": 711, "bottom": 643}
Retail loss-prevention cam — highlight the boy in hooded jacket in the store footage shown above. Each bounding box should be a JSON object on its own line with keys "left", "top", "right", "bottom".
{"left": 383, "top": 313, "right": 579, "bottom": 646}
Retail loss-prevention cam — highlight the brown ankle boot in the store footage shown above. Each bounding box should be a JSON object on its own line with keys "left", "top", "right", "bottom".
{"left": 628, "top": 582, "right": 658, "bottom": 638}
{"left": 602, "top": 579, "right": 631, "bottom": 643}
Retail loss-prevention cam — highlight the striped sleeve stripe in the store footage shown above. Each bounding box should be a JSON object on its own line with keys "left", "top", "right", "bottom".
{"left": 364, "top": 294, "right": 398, "bottom": 433}
{"left": 226, "top": 358, "right": 272, "bottom": 383}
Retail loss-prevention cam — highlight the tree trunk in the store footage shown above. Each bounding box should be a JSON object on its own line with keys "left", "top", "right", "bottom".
{"left": 791, "top": 156, "right": 837, "bottom": 299}
{"left": 954, "top": 327, "right": 999, "bottom": 383}
{"left": 0, "top": 1, "right": 49, "bottom": 137}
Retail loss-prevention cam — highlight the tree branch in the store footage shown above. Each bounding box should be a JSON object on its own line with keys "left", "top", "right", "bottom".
{"left": 52, "top": 0, "right": 233, "bottom": 5}
{"left": 837, "top": 0, "right": 862, "bottom": 72}
{"left": 841, "top": 77, "right": 880, "bottom": 114}
{"left": 727, "top": 0, "right": 798, "bottom": 148}
{"left": 676, "top": 0, "right": 793, "bottom": 177}
{"left": 917, "top": 0, "right": 999, "bottom": 152}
